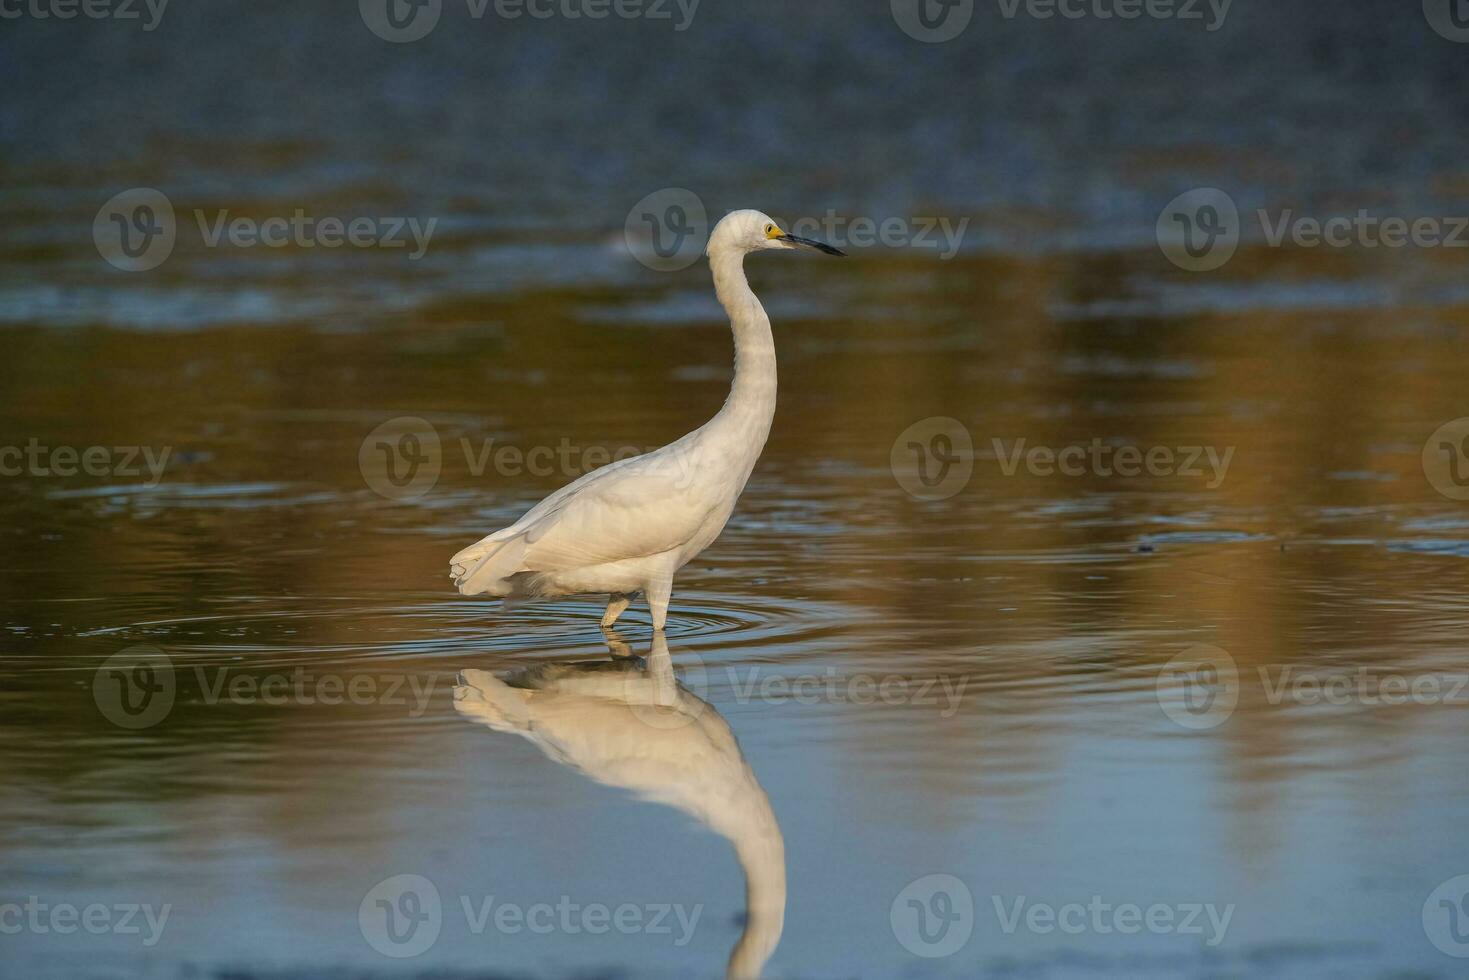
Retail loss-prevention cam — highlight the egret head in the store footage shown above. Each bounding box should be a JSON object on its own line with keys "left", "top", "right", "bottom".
{"left": 706, "top": 209, "right": 846, "bottom": 259}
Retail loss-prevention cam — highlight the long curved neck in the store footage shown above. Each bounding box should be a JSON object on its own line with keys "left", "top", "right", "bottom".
{"left": 708, "top": 248, "right": 777, "bottom": 446}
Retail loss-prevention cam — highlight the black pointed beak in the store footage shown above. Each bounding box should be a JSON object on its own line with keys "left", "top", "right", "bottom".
{"left": 776, "top": 234, "right": 846, "bottom": 256}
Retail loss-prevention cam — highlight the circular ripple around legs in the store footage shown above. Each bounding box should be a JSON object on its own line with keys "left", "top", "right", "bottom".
{"left": 71, "top": 589, "right": 860, "bottom": 673}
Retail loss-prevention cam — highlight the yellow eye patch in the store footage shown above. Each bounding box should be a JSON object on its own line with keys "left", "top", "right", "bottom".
{"left": 764, "top": 224, "right": 784, "bottom": 239}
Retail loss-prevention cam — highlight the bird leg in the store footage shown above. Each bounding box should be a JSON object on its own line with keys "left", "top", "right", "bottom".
{"left": 601, "top": 630, "right": 634, "bottom": 660}
{"left": 646, "top": 574, "right": 673, "bottom": 632}
{"left": 601, "top": 592, "right": 633, "bottom": 628}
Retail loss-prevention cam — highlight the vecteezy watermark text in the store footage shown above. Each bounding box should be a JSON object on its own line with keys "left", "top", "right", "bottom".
{"left": 194, "top": 210, "right": 436, "bottom": 259}
{"left": 995, "top": 0, "right": 1230, "bottom": 30}
{"left": 359, "top": 0, "right": 700, "bottom": 43}
{"left": 725, "top": 668, "right": 968, "bottom": 717}
{"left": 0, "top": 0, "right": 168, "bottom": 29}
{"left": 191, "top": 667, "right": 441, "bottom": 717}
{"left": 0, "top": 897, "right": 170, "bottom": 946}
{"left": 991, "top": 894, "right": 1234, "bottom": 946}
{"left": 1257, "top": 667, "right": 1469, "bottom": 708}
{"left": 992, "top": 437, "right": 1233, "bottom": 487}
{"left": 0, "top": 440, "right": 170, "bottom": 486}
{"left": 774, "top": 211, "right": 969, "bottom": 260}
{"left": 358, "top": 874, "right": 700, "bottom": 958}
{"left": 891, "top": 0, "right": 1230, "bottom": 43}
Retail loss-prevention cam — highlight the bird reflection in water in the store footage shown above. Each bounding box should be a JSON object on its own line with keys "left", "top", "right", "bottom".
{"left": 453, "top": 633, "right": 785, "bottom": 979}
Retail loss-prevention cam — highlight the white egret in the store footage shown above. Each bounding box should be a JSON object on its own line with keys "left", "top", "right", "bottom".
{"left": 450, "top": 209, "right": 844, "bottom": 630}
{"left": 453, "top": 634, "right": 786, "bottom": 979}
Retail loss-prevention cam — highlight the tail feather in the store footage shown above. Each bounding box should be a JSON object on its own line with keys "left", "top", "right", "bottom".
{"left": 452, "top": 669, "right": 533, "bottom": 732}
{"left": 450, "top": 533, "right": 506, "bottom": 578}
{"left": 454, "top": 534, "right": 529, "bottom": 596}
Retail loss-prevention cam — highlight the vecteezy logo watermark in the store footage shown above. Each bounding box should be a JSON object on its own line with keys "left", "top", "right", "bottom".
{"left": 624, "top": 188, "right": 709, "bottom": 272}
{"left": 891, "top": 874, "right": 974, "bottom": 958}
{"left": 94, "top": 189, "right": 438, "bottom": 272}
{"left": 0, "top": 898, "right": 171, "bottom": 946}
{"left": 360, "top": 0, "right": 699, "bottom": 42}
{"left": 0, "top": 0, "right": 168, "bottom": 29}
{"left": 0, "top": 439, "right": 172, "bottom": 486}
{"left": 891, "top": 417, "right": 975, "bottom": 501}
{"left": 891, "top": 0, "right": 973, "bottom": 42}
{"left": 360, "top": 417, "right": 443, "bottom": 502}
{"left": 93, "top": 645, "right": 176, "bottom": 730}
{"left": 1156, "top": 644, "right": 1239, "bottom": 730}
{"left": 94, "top": 188, "right": 177, "bottom": 272}
{"left": 1424, "top": 874, "right": 1469, "bottom": 957}
{"left": 1422, "top": 418, "right": 1469, "bottom": 501}
{"left": 360, "top": 874, "right": 443, "bottom": 958}
{"left": 359, "top": 875, "right": 702, "bottom": 957}
{"left": 359, "top": 0, "right": 443, "bottom": 41}
{"left": 992, "top": 895, "right": 1234, "bottom": 946}
{"left": 1159, "top": 187, "right": 1469, "bottom": 271}
{"left": 1156, "top": 187, "right": 1240, "bottom": 272}
{"left": 1423, "top": 0, "right": 1469, "bottom": 43}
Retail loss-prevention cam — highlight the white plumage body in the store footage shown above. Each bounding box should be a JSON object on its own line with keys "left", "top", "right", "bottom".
{"left": 449, "top": 209, "right": 839, "bottom": 630}
{"left": 450, "top": 416, "right": 767, "bottom": 597}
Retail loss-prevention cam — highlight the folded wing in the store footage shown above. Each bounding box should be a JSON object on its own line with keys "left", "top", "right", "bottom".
{"left": 453, "top": 452, "right": 715, "bottom": 596}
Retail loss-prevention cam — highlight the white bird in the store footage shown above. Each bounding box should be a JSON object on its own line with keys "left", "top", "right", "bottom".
{"left": 450, "top": 209, "right": 843, "bottom": 630}
{"left": 453, "top": 634, "right": 786, "bottom": 979}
